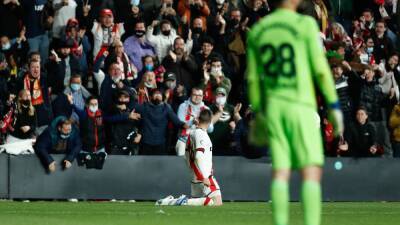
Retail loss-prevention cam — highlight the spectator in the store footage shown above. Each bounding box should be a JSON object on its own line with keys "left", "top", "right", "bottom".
{"left": 0, "top": 28, "right": 30, "bottom": 72}
{"left": 91, "top": 9, "right": 124, "bottom": 61}
{"left": 327, "top": 22, "right": 353, "bottom": 48}
{"left": 156, "top": 0, "right": 180, "bottom": 29}
{"left": 105, "top": 40, "right": 137, "bottom": 81}
{"left": 177, "top": 0, "right": 210, "bottom": 32}
{"left": 200, "top": 57, "right": 232, "bottom": 105}
{"left": 52, "top": 74, "right": 91, "bottom": 121}
{"left": 373, "top": 20, "right": 395, "bottom": 64}
{"left": 241, "top": 0, "right": 269, "bottom": 28}
{"left": 123, "top": 20, "right": 156, "bottom": 72}
{"left": 163, "top": 72, "right": 187, "bottom": 112}
{"left": 194, "top": 36, "right": 228, "bottom": 76}
{"left": 21, "top": 0, "right": 52, "bottom": 65}
{"left": 191, "top": 17, "right": 206, "bottom": 54}
{"left": 0, "top": 0, "right": 23, "bottom": 39}
{"left": 97, "top": 60, "right": 136, "bottom": 114}
{"left": 8, "top": 89, "right": 36, "bottom": 142}
{"left": 52, "top": 0, "right": 77, "bottom": 41}
{"left": 17, "top": 59, "right": 52, "bottom": 132}
{"left": 344, "top": 107, "right": 380, "bottom": 157}
{"left": 162, "top": 37, "right": 198, "bottom": 90}
{"left": 146, "top": 19, "right": 193, "bottom": 62}
{"left": 209, "top": 87, "right": 238, "bottom": 155}
{"left": 175, "top": 87, "right": 220, "bottom": 156}
{"left": 34, "top": 116, "right": 81, "bottom": 172}
{"left": 137, "top": 71, "right": 157, "bottom": 104}
{"left": 135, "top": 89, "right": 188, "bottom": 155}
{"left": 389, "top": 103, "right": 400, "bottom": 158}
{"left": 107, "top": 90, "right": 141, "bottom": 155}
{"left": 47, "top": 40, "right": 82, "bottom": 97}
{"left": 358, "top": 66, "right": 392, "bottom": 156}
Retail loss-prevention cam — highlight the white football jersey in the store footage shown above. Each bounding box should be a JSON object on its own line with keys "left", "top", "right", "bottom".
{"left": 187, "top": 128, "right": 213, "bottom": 182}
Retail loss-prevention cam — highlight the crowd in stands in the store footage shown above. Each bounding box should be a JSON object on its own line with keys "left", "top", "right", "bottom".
{"left": 0, "top": 0, "right": 399, "bottom": 171}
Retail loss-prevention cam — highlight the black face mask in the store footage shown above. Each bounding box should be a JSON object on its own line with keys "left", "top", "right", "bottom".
{"left": 192, "top": 27, "right": 203, "bottom": 34}
{"left": 118, "top": 101, "right": 129, "bottom": 105}
{"left": 135, "top": 30, "right": 145, "bottom": 38}
{"left": 166, "top": 3, "right": 172, "bottom": 7}
{"left": 161, "top": 30, "right": 171, "bottom": 36}
{"left": 230, "top": 19, "right": 240, "bottom": 26}
{"left": 21, "top": 100, "right": 30, "bottom": 106}
{"left": 152, "top": 99, "right": 162, "bottom": 105}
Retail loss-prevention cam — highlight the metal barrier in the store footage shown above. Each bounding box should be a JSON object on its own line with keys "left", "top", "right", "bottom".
{"left": 0, "top": 154, "right": 8, "bottom": 199}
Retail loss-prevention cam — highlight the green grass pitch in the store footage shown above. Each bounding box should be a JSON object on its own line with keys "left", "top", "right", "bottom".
{"left": 1, "top": 201, "right": 400, "bottom": 225}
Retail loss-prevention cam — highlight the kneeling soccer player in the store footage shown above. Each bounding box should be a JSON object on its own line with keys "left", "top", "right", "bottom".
{"left": 157, "top": 109, "right": 222, "bottom": 206}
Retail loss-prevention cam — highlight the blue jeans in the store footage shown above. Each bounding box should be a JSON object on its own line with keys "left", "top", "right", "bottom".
{"left": 28, "top": 32, "right": 49, "bottom": 65}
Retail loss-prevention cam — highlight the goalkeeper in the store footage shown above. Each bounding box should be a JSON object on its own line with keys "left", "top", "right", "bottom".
{"left": 247, "top": 1, "right": 344, "bottom": 225}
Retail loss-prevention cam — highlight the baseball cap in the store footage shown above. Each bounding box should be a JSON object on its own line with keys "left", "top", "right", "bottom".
{"left": 164, "top": 72, "right": 176, "bottom": 81}
{"left": 215, "top": 87, "right": 227, "bottom": 96}
{"left": 100, "top": 9, "right": 113, "bottom": 17}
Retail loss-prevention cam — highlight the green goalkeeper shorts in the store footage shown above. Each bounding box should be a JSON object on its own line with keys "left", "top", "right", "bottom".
{"left": 265, "top": 98, "right": 324, "bottom": 170}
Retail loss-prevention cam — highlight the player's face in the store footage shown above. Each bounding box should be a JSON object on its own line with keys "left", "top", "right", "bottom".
{"left": 356, "top": 110, "right": 368, "bottom": 125}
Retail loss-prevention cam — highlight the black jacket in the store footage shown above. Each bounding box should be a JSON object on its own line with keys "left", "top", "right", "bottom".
{"left": 359, "top": 80, "right": 386, "bottom": 122}
{"left": 162, "top": 54, "right": 198, "bottom": 90}
{"left": 11, "top": 106, "right": 37, "bottom": 139}
{"left": 345, "top": 122, "right": 377, "bottom": 157}
{"left": 74, "top": 107, "right": 105, "bottom": 152}
{"left": 47, "top": 55, "right": 82, "bottom": 95}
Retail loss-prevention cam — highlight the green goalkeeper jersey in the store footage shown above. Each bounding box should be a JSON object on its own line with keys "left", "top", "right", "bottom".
{"left": 247, "top": 9, "right": 339, "bottom": 112}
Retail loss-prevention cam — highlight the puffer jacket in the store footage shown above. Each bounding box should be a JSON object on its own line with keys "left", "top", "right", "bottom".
{"left": 359, "top": 80, "right": 385, "bottom": 122}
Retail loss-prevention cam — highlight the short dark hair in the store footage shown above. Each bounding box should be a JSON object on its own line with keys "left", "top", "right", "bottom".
{"left": 86, "top": 96, "right": 98, "bottom": 105}
{"left": 199, "top": 109, "right": 212, "bottom": 124}
{"left": 201, "top": 36, "right": 214, "bottom": 46}
{"left": 57, "top": 117, "right": 73, "bottom": 128}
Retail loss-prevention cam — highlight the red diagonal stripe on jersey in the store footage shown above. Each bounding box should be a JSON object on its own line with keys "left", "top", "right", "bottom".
{"left": 190, "top": 160, "right": 205, "bottom": 181}
{"left": 204, "top": 197, "right": 211, "bottom": 206}
{"left": 209, "top": 177, "right": 217, "bottom": 192}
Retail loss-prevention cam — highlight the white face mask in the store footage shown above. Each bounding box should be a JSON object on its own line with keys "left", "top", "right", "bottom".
{"left": 145, "top": 82, "right": 155, "bottom": 88}
{"left": 112, "top": 76, "right": 122, "bottom": 83}
{"left": 2, "top": 42, "right": 11, "bottom": 51}
{"left": 210, "top": 67, "right": 222, "bottom": 76}
{"left": 89, "top": 105, "right": 98, "bottom": 113}
{"left": 216, "top": 0, "right": 225, "bottom": 4}
{"left": 215, "top": 96, "right": 226, "bottom": 106}
{"left": 165, "top": 81, "right": 176, "bottom": 89}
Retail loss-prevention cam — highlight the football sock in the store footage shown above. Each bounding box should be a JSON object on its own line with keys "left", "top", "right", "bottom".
{"left": 301, "top": 180, "right": 321, "bottom": 225}
{"left": 271, "top": 179, "right": 289, "bottom": 225}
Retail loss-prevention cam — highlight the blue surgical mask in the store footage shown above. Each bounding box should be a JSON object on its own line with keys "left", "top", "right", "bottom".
{"left": 70, "top": 83, "right": 81, "bottom": 91}
{"left": 131, "top": 0, "right": 140, "bottom": 6}
{"left": 145, "top": 64, "right": 154, "bottom": 71}
{"left": 367, "top": 47, "right": 374, "bottom": 54}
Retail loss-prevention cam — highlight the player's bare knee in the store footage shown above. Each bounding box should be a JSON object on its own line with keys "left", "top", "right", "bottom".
{"left": 272, "top": 169, "right": 291, "bottom": 181}
{"left": 301, "top": 166, "right": 322, "bottom": 182}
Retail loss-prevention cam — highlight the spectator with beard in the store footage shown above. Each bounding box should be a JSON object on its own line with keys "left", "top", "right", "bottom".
{"left": 146, "top": 19, "right": 193, "bottom": 62}
{"left": 137, "top": 71, "right": 157, "bottom": 104}
{"left": 162, "top": 37, "right": 198, "bottom": 90}
{"left": 34, "top": 116, "right": 81, "bottom": 172}
{"left": 16, "top": 58, "right": 52, "bottom": 133}
{"left": 135, "top": 89, "right": 188, "bottom": 155}
{"left": 124, "top": 20, "right": 156, "bottom": 72}
{"left": 46, "top": 40, "right": 81, "bottom": 98}
{"left": 91, "top": 9, "right": 124, "bottom": 62}
{"left": 107, "top": 90, "right": 141, "bottom": 155}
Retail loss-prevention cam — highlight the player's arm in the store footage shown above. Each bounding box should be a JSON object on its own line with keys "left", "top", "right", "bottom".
{"left": 246, "top": 31, "right": 264, "bottom": 113}
{"left": 305, "top": 17, "right": 343, "bottom": 135}
{"left": 305, "top": 18, "right": 338, "bottom": 107}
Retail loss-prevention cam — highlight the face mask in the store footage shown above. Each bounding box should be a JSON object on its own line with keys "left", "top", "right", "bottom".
{"left": 21, "top": 99, "right": 30, "bottom": 106}
{"left": 161, "top": 30, "right": 171, "bottom": 36}
{"left": 192, "top": 27, "right": 203, "bottom": 34}
{"left": 367, "top": 47, "right": 374, "bottom": 53}
{"left": 215, "top": 96, "right": 227, "bottom": 106}
{"left": 2, "top": 42, "right": 11, "bottom": 51}
{"left": 112, "top": 76, "right": 122, "bottom": 83}
{"left": 152, "top": 99, "right": 162, "bottom": 105}
{"left": 89, "top": 105, "right": 98, "bottom": 113}
{"left": 216, "top": 0, "right": 225, "bottom": 4}
{"left": 145, "top": 82, "right": 155, "bottom": 88}
{"left": 145, "top": 64, "right": 154, "bottom": 71}
{"left": 135, "top": 30, "right": 145, "bottom": 38}
{"left": 230, "top": 19, "right": 240, "bottom": 26}
{"left": 131, "top": 0, "right": 140, "bottom": 6}
{"left": 210, "top": 67, "right": 222, "bottom": 76}
{"left": 70, "top": 83, "right": 81, "bottom": 91}
{"left": 166, "top": 81, "right": 176, "bottom": 89}
{"left": 60, "top": 133, "right": 71, "bottom": 139}
{"left": 166, "top": 3, "right": 172, "bottom": 7}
